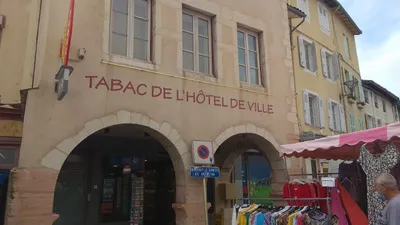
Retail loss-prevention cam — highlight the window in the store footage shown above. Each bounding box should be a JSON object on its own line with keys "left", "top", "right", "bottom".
{"left": 110, "top": 0, "right": 151, "bottom": 61}
{"left": 328, "top": 99, "right": 346, "bottom": 132}
{"left": 359, "top": 118, "right": 364, "bottom": 130}
{"left": 349, "top": 113, "right": 356, "bottom": 132}
{"left": 365, "top": 114, "right": 375, "bottom": 129}
{"left": 303, "top": 90, "right": 324, "bottom": 128}
{"left": 358, "top": 80, "right": 365, "bottom": 102}
{"left": 343, "top": 34, "right": 350, "bottom": 58}
{"left": 237, "top": 29, "right": 261, "bottom": 85}
{"left": 182, "top": 10, "right": 212, "bottom": 74}
{"left": 297, "top": 0, "right": 310, "bottom": 22}
{"left": 377, "top": 118, "right": 382, "bottom": 127}
{"left": 321, "top": 48, "right": 338, "bottom": 80}
{"left": 374, "top": 95, "right": 379, "bottom": 108}
{"left": 364, "top": 89, "right": 370, "bottom": 104}
{"left": 382, "top": 99, "right": 387, "bottom": 113}
{"left": 343, "top": 69, "right": 350, "bottom": 94}
{"left": 317, "top": 2, "right": 330, "bottom": 35}
{"left": 298, "top": 36, "right": 317, "bottom": 73}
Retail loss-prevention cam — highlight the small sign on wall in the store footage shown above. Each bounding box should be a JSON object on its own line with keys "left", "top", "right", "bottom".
{"left": 192, "top": 140, "right": 214, "bottom": 165}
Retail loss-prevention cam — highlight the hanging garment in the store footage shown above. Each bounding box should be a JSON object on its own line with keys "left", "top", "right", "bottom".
{"left": 330, "top": 186, "right": 348, "bottom": 225}
{"left": 232, "top": 205, "right": 239, "bottom": 225}
{"left": 358, "top": 142, "right": 400, "bottom": 225}
{"left": 337, "top": 181, "right": 368, "bottom": 225}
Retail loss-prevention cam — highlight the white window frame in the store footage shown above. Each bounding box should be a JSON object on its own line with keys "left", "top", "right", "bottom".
{"left": 297, "top": 0, "right": 310, "bottom": 22}
{"left": 343, "top": 34, "right": 350, "bottom": 58}
{"left": 377, "top": 118, "right": 382, "bottom": 127}
{"left": 321, "top": 48, "right": 338, "bottom": 81}
{"left": 298, "top": 35, "right": 317, "bottom": 74}
{"left": 182, "top": 9, "right": 213, "bottom": 75}
{"left": 237, "top": 28, "right": 261, "bottom": 85}
{"left": 317, "top": 2, "right": 330, "bottom": 35}
{"left": 382, "top": 99, "right": 387, "bottom": 113}
{"left": 303, "top": 90, "right": 324, "bottom": 128}
{"left": 374, "top": 94, "right": 379, "bottom": 109}
{"left": 109, "top": 0, "right": 152, "bottom": 62}
{"left": 328, "top": 99, "right": 341, "bottom": 131}
{"left": 364, "top": 89, "right": 370, "bottom": 104}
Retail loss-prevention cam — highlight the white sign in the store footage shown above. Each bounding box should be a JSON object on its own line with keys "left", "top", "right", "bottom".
{"left": 192, "top": 140, "right": 214, "bottom": 165}
{"left": 321, "top": 177, "right": 336, "bottom": 187}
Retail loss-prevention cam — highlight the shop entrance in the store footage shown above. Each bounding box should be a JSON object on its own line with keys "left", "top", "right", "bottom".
{"left": 53, "top": 124, "right": 176, "bottom": 225}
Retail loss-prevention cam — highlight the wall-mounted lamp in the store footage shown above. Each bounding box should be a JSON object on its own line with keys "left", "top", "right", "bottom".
{"left": 340, "top": 78, "right": 358, "bottom": 99}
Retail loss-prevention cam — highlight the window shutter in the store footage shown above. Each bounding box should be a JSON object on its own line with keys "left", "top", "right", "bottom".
{"left": 359, "top": 118, "right": 364, "bottom": 130}
{"left": 364, "top": 114, "right": 369, "bottom": 129}
{"left": 303, "top": 90, "right": 311, "bottom": 125}
{"left": 344, "top": 35, "right": 349, "bottom": 56}
{"left": 349, "top": 113, "right": 354, "bottom": 132}
{"left": 327, "top": 100, "right": 334, "bottom": 129}
{"left": 319, "top": 97, "right": 325, "bottom": 128}
{"left": 358, "top": 80, "right": 365, "bottom": 102}
{"left": 349, "top": 72, "right": 353, "bottom": 96}
{"left": 332, "top": 53, "right": 340, "bottom": 81}
{"left": 317, "top": 3, "right": 323, "bottom": 30}
{"left": 321, "top": 48, "right": 328, "bottom": 77}
{"left": 311, "top": 42, "right": 317, "bottom": 72}
{"left": 339, "top": 104, "right": 346, "bottom": 132}
{"left": 298, "top": 36, "right": 306, "bottom": 68}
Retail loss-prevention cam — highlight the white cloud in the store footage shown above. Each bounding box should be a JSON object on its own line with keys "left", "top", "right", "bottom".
{"left": 341, "top": 0, "right": 400, "bottom": 97}
{"left": 357, "top": 31, "right": 400, "bottom": 96}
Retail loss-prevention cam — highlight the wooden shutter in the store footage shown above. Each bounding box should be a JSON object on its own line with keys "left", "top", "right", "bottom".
{"left": 349, "top": 113, "right": 355, "bottom": 132}
{"left": 332, "top": 53, "right": 339, "bottom": 81}
{"left": 339, "top": 104, "right": 346, "bottom": 132}
{"left": 349, "top": 72, "right": 353, "bottom": 96}
{"left": 298, "top": 36, "right": 306, "bottom": 68}
{"left": 319, "top": 97, "right": 325, "bottom": 128}
{"left": 344, "top": 35, "right": 350, "bottom": 57}
{"left": 311, "top": 41, "right": 317, "bottom": 72}
{"left": 365, "top": 114, "right": 369, "bottom": 129}
{"left": 327, "top": 100, "right": 334, "bottom": 129}
{"left": 358, "top": 80, "right": 365, "bottom": 102}
{"left": 321, "top": 48, "right": 328, "bottom": 77}
{"left": 303, "top": 90, "right": 311, "bottom": 125}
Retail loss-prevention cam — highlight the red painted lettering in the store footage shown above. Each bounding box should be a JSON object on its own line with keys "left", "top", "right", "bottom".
{"left": 221, "top": 97, "right": 228, "bottom": 107}
{"left": 95, "top": 77, "right": 110, "bottom": 90}
{"left": 239, "top": 100, "right": 245, "bottom": 110}
{"left": 196, "top": 91, "right": 206, "bottom": 104}
{"left": 262, "top": 104, "right": 269, "bottom": 113}
{"left": 186, "top": 91, "right": 195, "bottom": 103}
{"left": 85, "top": 76, "right": 98, "bottom": 88}
{"left": 163, "top": 87, "right": 172, "bottom": 99}
{"left": 214, "top": 96, "right": 221, "bottom": 106}
{"left": 137, "top": 84, "right": 147, "bottom": 95}
{"left": 206, "top": 95, "right": 213, "bottom": 105}
{"left": 111, "top": 79, "right": 123, "bottom": 91}
{"left": 176, "top": 90, "right": 184, "bottom": 101}
{"left": 256, "top": 103, "right": 263, "bottom": 112}
{"left": 268, "top": 105, "right": 274, "bottom": 114}
{"left": 123, "top": 81, "right": 137, "bottom": 94}
{"left": 247, "top": 102, "right": 256, "bottom": 111}
{"left": 152, "top": 86, "right": 162, "bottom": 97}
{"left": 230, "top": 98, "right": 238, "bottom": 108}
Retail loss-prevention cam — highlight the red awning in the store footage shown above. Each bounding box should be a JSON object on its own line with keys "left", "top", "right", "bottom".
{"left": 280, "top": 122, "right": 400, "bottom": 160}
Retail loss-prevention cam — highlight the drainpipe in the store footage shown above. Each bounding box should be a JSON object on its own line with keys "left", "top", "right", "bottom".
{"left": 331, "top": 5, "right": 350, "bottom": 132}
{"left": 31, "top": 0, "right": 43, "bottom": 89}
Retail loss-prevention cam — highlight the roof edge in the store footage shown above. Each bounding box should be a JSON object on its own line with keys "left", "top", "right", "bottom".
{"left": 362, "top": 80, "right": 400, "bottom": 104}
{"left": 323, "top": 0, "right": 362, "bottom": 35}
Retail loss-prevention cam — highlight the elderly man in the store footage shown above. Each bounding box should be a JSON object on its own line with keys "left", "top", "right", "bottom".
{"left": 375, "top": 173, "right": 400, "bottom": 225}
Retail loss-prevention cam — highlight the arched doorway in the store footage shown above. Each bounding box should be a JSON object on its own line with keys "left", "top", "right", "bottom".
{"left": 53, "top": 124, "right": 177, "bottom": 225}
{"left": 41, "top": 111, "right": 190, "bottom": 225}
{"left": 209, "top": 125, "right": 288, "bottom": 223}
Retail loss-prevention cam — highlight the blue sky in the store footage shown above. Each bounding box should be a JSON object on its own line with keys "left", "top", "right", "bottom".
{"left": 340, "top": 0, "right": 400, "bottom": 97}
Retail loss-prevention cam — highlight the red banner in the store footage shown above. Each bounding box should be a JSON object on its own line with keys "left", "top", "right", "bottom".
{"left": 60, "top": 0, "right": 75, "bottom": 65}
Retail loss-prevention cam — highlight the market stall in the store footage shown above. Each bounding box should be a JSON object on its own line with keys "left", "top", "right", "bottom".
{"left": 280, "top": 122, "right": 400, "bottom": 225}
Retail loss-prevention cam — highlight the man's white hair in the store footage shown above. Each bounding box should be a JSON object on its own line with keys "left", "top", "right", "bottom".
{"left": 375, "top": 173, "right": 398, "bottom": 189}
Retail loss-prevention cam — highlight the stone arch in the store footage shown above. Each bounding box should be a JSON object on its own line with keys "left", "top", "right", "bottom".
{"left": 212, "top": 123, "right": 288, "bottom": 205}
{"left": 40, "top": 110, "right": 190, "bottom": 187}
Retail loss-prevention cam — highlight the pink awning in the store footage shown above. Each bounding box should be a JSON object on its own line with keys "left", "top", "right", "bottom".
{"left": 280, "top": 122, "right": 400, "bottom": 160}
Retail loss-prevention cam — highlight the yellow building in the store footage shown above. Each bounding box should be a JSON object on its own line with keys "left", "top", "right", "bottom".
{"left": 287, "top": 0, "right": 363, "bottom": 175}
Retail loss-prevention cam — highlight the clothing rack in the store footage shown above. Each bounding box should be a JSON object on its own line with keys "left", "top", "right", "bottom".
{"left": 235, "top": 197, "right": 332, "bottom": 225}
